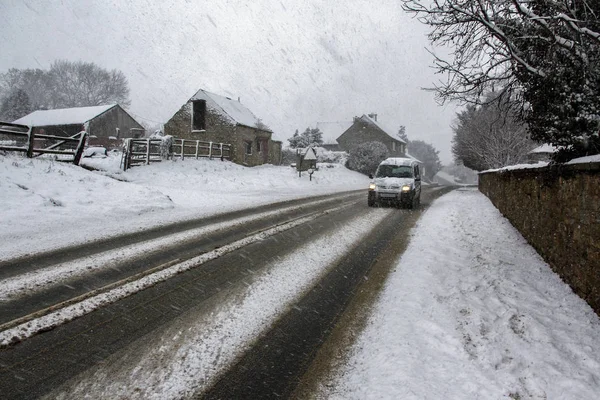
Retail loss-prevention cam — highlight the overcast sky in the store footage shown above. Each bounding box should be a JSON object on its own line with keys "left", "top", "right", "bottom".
{"left": 1, "top": 0, "right": 458, "bottom": 163}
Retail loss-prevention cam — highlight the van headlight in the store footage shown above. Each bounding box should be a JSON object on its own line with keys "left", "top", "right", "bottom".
{"left": 369, "top": 183, "right": 376, "bottom": 190}
{"left": 401, "top": 185, "right": 411, "bottom": 192}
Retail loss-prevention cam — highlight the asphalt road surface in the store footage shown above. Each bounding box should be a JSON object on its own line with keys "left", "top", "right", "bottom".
{"left": 0, "top": 186, "right": 454, "bottom": 399}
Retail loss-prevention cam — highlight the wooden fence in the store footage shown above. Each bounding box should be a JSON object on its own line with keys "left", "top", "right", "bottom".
{"left": 122, "top": 138, "right": 231, "bottom": 171}
{"left": 0, "top": 122, "right": 87, "bottom": 165}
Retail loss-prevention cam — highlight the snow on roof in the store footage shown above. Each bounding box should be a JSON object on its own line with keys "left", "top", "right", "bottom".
{"left": 380, "top": 157, "right": 416, "bottom": 166}
{"left": 316, "top": 121, "right": 353, "bottom": 144}
{"left": 360, "top": 114, "right": 406, "bottom": 144}
{"left": 405, "top": 152, "right": 422, "bottom": 163}
{"left": 529, "top": 143, "right": 558, "bottom": 154}
{"left": 191, "top": 89, "right": 270, "bottom": 131}
{"left": 13, "top": 104, "right": 116, "bottom": 126}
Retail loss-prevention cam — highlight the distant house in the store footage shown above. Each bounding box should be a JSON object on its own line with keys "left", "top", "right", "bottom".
{"left": 164, "top": 89, "right": 282, "bottom": 166}
{"left": 433, "top": 171, "right": 458, "bottom": 186}
{"left": 13, "top": 104, "right": 144, "bottom": 148}
{"left": 336, "top": 113, "right": 407, "bottom": 157}
{"left": 315, "top": 121, "right": 352, "bottom": 151}
{"left": 528, "top": 143, "right": 558, "bottom": 163}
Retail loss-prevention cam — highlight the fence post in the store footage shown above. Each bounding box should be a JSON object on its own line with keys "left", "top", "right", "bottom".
{"left": 26, "top": 126, "right": 35, "bottom": 159}
{"left": 209, "top": 141, "right": 213, "bottom": 159}
{"left": 146, "top": 138, "right": 151, "bottom": 165}
{"left": 195, "top": 140, "right": 199, "bottom": 159}
{"left": 220, "top": 143, "right": 224, "bottom": 161}
{"left": 122, "top": 138, "right": 132, "bottom": 171}
{"left": 73, "top": 131, "right": 88, "bottom": 165}
{"left": 180, "top": 139, "right": 185, "bottom": 160}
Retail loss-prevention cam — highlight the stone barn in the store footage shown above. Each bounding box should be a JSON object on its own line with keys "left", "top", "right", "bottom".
{"left": 164, "top": 88, "right": 282, "bottom": 166}
{"left": 13, "top": 104, "right": 144, "bottom": 148}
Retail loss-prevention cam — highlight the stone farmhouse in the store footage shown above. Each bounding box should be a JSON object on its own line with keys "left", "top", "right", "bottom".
{"left": 164, "top": 89, "right": 282, "bottom": 166}
{"left": 336, "top": 113, "right": 407, "bottom": 157}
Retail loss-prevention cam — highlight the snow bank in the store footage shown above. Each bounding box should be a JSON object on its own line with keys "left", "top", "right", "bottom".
{"left": 0, "top": 153, "right": 368, "bottom": 260}
{"left": 325, "top": 188, "right": 600, "bottom": 400}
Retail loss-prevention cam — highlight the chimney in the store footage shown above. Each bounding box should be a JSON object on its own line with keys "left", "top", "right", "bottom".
{"left": 368, "top": 113, "right": 378, "bottom": 121}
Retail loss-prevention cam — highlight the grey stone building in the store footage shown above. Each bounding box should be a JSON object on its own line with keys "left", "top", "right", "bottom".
{"left": 336, "top": 113, "right": 407, "bottom": 157}
{"left": 164, "top": 89, "right": 282, "bottom": 166}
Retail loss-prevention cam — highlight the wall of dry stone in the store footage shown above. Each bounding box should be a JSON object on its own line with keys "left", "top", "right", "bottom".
{"left": 479, "top": 162, "right": 600, "bottom": 314}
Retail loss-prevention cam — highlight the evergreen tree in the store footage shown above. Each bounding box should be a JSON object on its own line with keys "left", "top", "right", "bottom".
{"left": 407, "top": 140, "right": 442, "bottom": 181}
{"left": 287, "top": 129, "right": 305, "bottom": 148}
{"left": 287, "top": 127, "right": 324, "bottom": 148}
{"left": 0, "top": 89, "right": 32, "bottom": 121}
{"left": 397, "top": 125, "right": 408, "bottom": 142}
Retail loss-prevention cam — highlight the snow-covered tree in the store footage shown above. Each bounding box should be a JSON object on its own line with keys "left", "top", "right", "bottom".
{"left": 407, "top": 140, "right": 442, "bottom": 181}
{"left": 287, "top": 127, "right": 324, "bottom": 148}
{"left": 347, "top": 141, "right": 389, "bottom": 175}
{"left": 452, "top": 96, "right": 536, "bottom": 171}
{"left": 402, "top": 0, "right": 600, "bottom": 161}
{"left": 397, "top": 125, "right": 408, "bottom": 142}
{"left": 0, "top": 88, "right": 32, "bottom": 121}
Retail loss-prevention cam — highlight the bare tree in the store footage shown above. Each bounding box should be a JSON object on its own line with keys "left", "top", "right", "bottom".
{"left": 0, "top": 88, "right": 32, "bottom": 121}
{"left": 49, "top": 60, "right": 131, "bottom": 108}
{"left": 452, "top": 95, "right": 535, "bottom": 170}
{"left": 0, "top": 68, "right": 53, "bottom": 110}
{"left": 402, "top": 0, "right": 600, "bottom": 160}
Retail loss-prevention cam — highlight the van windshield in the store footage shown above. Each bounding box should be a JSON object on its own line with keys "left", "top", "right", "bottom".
{"left": 375, "top": 165, "right": 413, "bottom": 178}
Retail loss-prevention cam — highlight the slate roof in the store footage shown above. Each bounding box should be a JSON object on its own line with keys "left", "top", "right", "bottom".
{"left": 190, "top": 89, "right": 271, "bottom": 132}
{"left": 359, "top": 114, "right": 406, "bottom": 144}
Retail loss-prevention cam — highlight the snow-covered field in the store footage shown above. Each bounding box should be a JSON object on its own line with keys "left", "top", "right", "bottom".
{"left": 0, "top": 152, "right": 368, "bottom": 260}
{"left": 321, "top": 189, "right": 600, "bottom": 400}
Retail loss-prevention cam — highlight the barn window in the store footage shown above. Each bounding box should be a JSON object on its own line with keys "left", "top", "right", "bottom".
{"left": 256, "top": 139, "right": 261, "bottom": 153}
{"left": 392, "top": 141, "right": 396, "bottom": 151}
{"left": 192, "top": 100, "right": 206, "bottom": 131}
{"left": 245, "top": 141, "right": 252, "bottom": 155}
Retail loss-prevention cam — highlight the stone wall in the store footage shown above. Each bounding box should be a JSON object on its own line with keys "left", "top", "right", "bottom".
{"left": 479, "top": 162, "right": 600, "bottom": 314}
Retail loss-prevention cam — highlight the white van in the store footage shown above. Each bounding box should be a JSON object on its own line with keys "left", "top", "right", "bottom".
{"left": 368, "top": 157, "right": 422, "bottom": 208}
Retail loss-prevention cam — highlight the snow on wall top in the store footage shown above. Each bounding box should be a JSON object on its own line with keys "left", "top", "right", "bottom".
{"left": 13, "top": 104, "right": 116, "bottom": 126}
{"left": 360, "top": 114, "right": 406, "bottom": 144}
{"left": 316, "top": 121, "right": 353, "bottom": 145}
{"left": 529, "top": 143, "right": 558, "bottom": 154}
{"left": 190, "top": 89, "right": 270, "bottom": 132}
